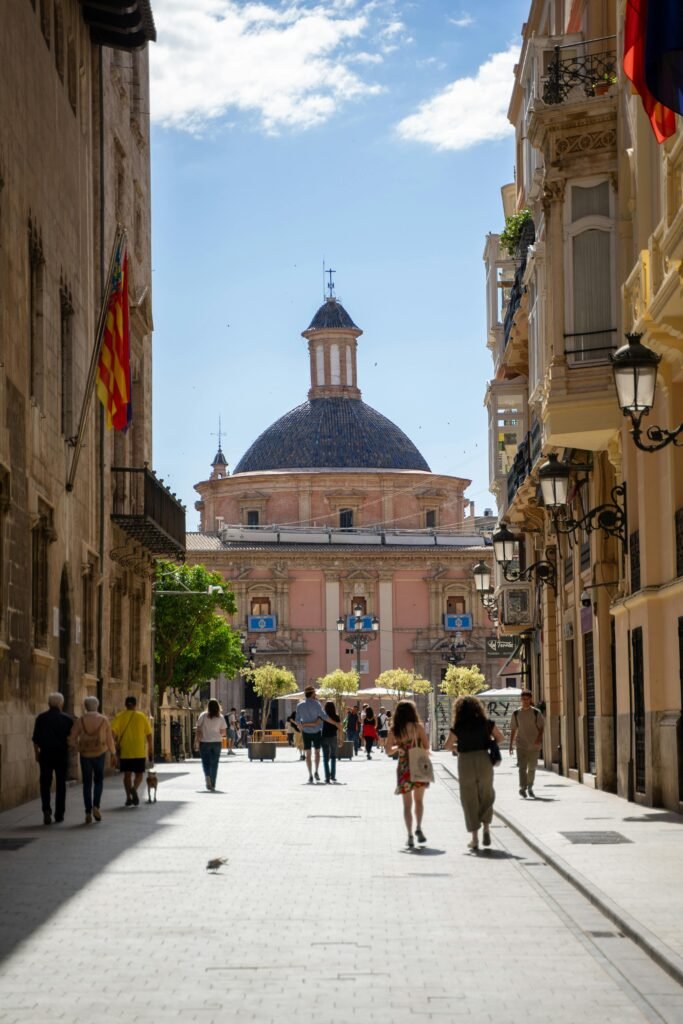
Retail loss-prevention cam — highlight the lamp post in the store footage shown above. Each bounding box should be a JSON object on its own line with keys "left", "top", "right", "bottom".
{"left": 537, "top": 452, "right": 627, "bottom": 550}
{"left": 611, "top": 333, "right": 683, "bottom": 452}
{"left": 444, "top": 634, "right": 467, "bottom": 666}
{"left": 492, "top": 523, "right": 557, "bottom": 592}
{"left": 472, "top": 560, "right": 498, "bottom": 618}
{"left": 239, "top": 633, "right": 258, "bottom": 724}
{"left": 337, "top": 605, "right": 379, "bottom": 679}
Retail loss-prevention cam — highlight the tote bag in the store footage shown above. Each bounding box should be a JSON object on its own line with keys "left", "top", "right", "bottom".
{"left": 408, "top": 733, "right": 434, "bottom": 784}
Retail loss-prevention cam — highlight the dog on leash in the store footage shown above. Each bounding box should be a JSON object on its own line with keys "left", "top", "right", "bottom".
{"left": 146, "top": 767, "right": 158, "bottom": 803}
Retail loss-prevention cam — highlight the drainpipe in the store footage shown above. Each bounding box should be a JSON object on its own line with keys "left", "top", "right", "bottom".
{"left": 96, "top": 45, "right": 105, "bottom": 711}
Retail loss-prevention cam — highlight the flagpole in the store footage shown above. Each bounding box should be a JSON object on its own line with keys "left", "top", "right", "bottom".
{"left": 66, "top": 224, "right": 126, "bottom": 492}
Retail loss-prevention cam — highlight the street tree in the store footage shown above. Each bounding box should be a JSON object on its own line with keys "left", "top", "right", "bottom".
{"left": 154, "top": 561, "right": 243, "bottom": 708}
{"left": 440, "top": 664, "right": 486, "bottom": 699}
{"left": 249, "top": 663, "right": 298, "bottom": 731}
{"left": 375, "top": 668, "right": 432, "bottom": 702}
{"left": 317, "top": 669, "right": 359, "bottom": 713}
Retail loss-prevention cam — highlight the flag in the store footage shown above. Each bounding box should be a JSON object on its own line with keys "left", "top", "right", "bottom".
{"left": 644, "top": 0, "right": 683, "bottom": 115}
{"left": 96, "top": 241, "right": 131, "bottom": 431}
{"left": 624, "top": 0, "right": 676, "bottom": 143}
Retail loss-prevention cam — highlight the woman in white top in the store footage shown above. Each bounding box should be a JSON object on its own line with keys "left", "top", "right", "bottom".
{"left": 194, "top": 699, "right": 226, "bottom": 791}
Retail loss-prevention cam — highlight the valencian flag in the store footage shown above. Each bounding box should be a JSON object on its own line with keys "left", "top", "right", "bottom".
{"left": 96, "top": 240, "right": 131, "bottom": 431}
{"left": 644, "top": 0, "right": 683, "bottom": 116}
{"left": 624, "top": 0, "right": 677, "bottom": 143}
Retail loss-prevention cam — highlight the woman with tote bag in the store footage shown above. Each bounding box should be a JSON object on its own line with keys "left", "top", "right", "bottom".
{"left": 385, "top": 700, "right": 432, "bottom": 849}
{"left": 444, "top": 695, "right": 504, "bottom": 851}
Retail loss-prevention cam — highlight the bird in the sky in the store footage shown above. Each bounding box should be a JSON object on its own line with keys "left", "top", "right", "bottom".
{"left": 206, "top": 858, "right": 228, "bottom": 873}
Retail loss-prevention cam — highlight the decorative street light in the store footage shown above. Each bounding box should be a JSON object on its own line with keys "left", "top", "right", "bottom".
{"left": 337, "top": 604, "right": 379, "bottom": 678}
{"left": 611, "top": 333, "right": 683, "bottom": 452}
{"left": 492, "top": 523, "right": 557, "bottom": 591}
{"left": 443, "top": 634, "right": 467, "bottom": 666}
{"left": 472, "top": 560, "right": 497, "bottom": 617}
{"left": 538, "top": 452, "right": 627, "bottom": 549}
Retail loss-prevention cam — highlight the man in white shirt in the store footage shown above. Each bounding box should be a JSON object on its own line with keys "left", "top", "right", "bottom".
{"left": 295, "top": 686, "right": 338, "bottom": 784}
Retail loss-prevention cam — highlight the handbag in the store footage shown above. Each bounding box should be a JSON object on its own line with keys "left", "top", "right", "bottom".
{"left": 487, "top": 721, "right": 502, "bottom": 767}
{"left": 407, "top": 730, "right": 434, "bottom": 784}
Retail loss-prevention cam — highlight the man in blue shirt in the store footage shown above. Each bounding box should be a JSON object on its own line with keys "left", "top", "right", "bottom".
{"left": 295, "top": 686, "right": 338, "bottom": 784}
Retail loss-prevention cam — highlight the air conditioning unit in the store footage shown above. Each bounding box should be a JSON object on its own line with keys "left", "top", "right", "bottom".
{"left": 498, "top": 583, "right": 534, "bottom": 631}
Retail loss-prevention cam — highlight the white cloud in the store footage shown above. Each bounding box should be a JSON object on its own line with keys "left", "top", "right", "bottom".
{"left": 449, "top": 14, "right": 474, "bottom": 28}
{"left": 150, "top": 0, "right": 385, "bottom": 134}
{"left": 394, "top": 44, "right": 520, "bottom": 151}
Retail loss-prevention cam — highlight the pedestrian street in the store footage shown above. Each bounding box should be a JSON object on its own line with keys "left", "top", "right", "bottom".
{"left": 1, "top": 749, "right": 682, "bottom": 1024}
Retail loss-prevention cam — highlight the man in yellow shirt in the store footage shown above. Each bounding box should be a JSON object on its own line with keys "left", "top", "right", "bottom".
{"left": 111, "top": 695, "right": 153, "bottom": 806}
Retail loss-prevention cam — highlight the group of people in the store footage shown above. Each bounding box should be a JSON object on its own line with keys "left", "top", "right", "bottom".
{"left": 344, "top": 704, "right": 392, "bottom": 757}
{"left": 32, "top": 693, "right": 152, "bottom": 825}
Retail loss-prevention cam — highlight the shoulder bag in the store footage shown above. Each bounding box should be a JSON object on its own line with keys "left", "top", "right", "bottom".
{"left": 407, "top": 728, "right": 434, "bottom": 784}
{"left": 487, "top": 720, "right": 502, "bottom": 767}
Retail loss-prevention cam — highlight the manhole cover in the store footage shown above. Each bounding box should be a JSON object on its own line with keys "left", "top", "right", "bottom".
{"left": 560, "top": 831, "right": 632, "bottom": 845}
{"left": 0, "top": 838, "right": 35, "bottom": 851}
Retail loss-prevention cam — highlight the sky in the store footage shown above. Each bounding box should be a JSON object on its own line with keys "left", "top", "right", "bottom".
{"left": 149, "top": 0, "right": 530, "bottom": 530}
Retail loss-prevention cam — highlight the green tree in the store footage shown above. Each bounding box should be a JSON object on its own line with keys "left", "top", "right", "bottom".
{"left": 375, "top": 668, "right": 432, "bottom": 702}
{"left": 317, "top": 669, "right": 359, "bottom": 713}
{"left": 249, "top": 663, "right": 298, "bottom": 731}
{"left": 154, "top": 561, "right": 243, "bottom": 707}
{"left": 440, "top": 664, "right": 486, "bottom": 699}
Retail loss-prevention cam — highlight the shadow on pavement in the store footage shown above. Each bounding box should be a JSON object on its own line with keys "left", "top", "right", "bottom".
{"left": 0, "top": 798, "right": 188, "bottom": 963}
{"left": 400, "top": 847, "right": 446, "bottom": 857}
{"left": 622, "top": 812, "right": 683, "bottom": 825}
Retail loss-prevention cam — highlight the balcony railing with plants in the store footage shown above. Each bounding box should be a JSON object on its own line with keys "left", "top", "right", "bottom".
{"left": 502, "top": 216, "right": 535, "bottom": 349}
{"left": 506, "top": 419, "right": 542, "bottom": 508}
{"left": 111, "top": 466, "right": 186, "bottom": 559}
{"left": 543, "top": 37, "right": 617, "bottom": 105}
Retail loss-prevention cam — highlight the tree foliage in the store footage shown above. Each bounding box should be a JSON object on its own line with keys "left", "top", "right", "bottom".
{"left": 317, "top": 669, "right": 359, "bottom": 713}
{"left": 375, "top": 668, "right": 432, "bottom": 701}
{"left": 440, "top": 664, "right": 486, "bottom": 698}
{"left": 249, "top": 662, "right": 298, "bottom": 731}
{"left": 154, "top": 561, "right": 243, "bottom": 706}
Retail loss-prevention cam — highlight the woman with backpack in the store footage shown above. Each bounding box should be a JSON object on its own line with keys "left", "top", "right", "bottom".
{"left": 69, "top": 696, "right": 117, "bottom": 824}
{"left": 385, "top": 700, "right": 430, "bottom": 848}
{"left": 444, "top": 695, "right": 504, "bottom": 851}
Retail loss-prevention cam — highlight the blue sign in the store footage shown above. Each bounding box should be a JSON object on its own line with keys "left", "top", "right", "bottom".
{"left": 444, "top": 613, "right": 472, "bottom": 631}
{"left": 248, "top": 615, "right": 277, "bottom": 632}
{"left": 345, "top": 615, "right": 375, "bottom": 631}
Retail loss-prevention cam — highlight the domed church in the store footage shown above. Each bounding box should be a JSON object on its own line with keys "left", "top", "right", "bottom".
{"left": 187, "top": 292, "right": 497, "bottom": 715}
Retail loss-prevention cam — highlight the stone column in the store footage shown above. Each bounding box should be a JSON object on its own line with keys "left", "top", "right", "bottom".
{"left": 378, "top": 577, "right": 393, "bottom": 672}
{"left": 325, "top": 577, "right": 340, "bottom": 672}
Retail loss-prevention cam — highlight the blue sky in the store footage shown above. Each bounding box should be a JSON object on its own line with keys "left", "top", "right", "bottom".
{"left": 149, "top": 0, "right": 529, "bottom": 529}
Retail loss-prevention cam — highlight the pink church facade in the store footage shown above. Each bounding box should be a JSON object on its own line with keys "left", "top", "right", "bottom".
{"left": 186, "top": 295, "right": 499, "bottom": 712}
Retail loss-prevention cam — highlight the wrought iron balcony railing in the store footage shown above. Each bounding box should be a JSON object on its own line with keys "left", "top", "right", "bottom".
{"left": 111, "top": 466, "right": 186, "bottom": 559}
{"left": 506, "top": 419, "right": 542, "bottom": 508}
{"left": 543, "top": 40, "right": 617, "bottom": 105}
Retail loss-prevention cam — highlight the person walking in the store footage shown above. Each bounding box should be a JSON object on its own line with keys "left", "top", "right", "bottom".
{"left": 346, "top": 705, "right": 361, "bottom": 756}
{"left": 69, "top": 696, "right": 117, "bottom": 823}
{"left": 194, "top": 699, "right": 226, "bottom": 791}
{"left": 170, "top": 719, "right": 183, "bottom": 762}
{"left": 226, "top": 707, "right": 238, "bottom": 755}
{"left": 362, "top": 707, "right": 379, "bottom": 759}
{"left": 239, "top": 710, "right": 249, "bottom": 748}
{"left": 385, "top": 700, "right": 430, "bottom": 848}
{"left": 509, "top": 689, "right": 545, "bottom": 798}
{"left": 32, "top": 693, "right": 73, "bottom": 825}
{"left": 285, "top": 710, "right": 298, "bottom": 747}
{"left": 295, "top": 685, "right": 338, "bottom": 784}
{"left": 321, "top": 701, "right": 342, "bottom": 783}
{"left": 377, "top": 707, "right": 390, "bottom": 752}
{"left": 111, "top": 696, "right": 153, "bottom": 807}
{"left": 444, "top": 695, "right": 504, "bottom": 851}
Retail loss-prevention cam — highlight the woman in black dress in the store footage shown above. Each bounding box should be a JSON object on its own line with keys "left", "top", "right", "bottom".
{"left": 321, "top": 701, "right": 342, "bottom": 783}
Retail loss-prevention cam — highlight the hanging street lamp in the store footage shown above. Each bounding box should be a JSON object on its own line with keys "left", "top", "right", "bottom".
{"left": 610, "top": 333, "right": 683, "bottom": 452}
{"left": 492, "top": 523, "right": 557, "bottom": 591}
{"left": 537, "top": 452, "right": 627, "bottom": 550}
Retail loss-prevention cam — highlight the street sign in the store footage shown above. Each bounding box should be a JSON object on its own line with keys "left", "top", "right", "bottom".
{"left": 485, "top": 637, "right": 520, "bottom": 657}
{"left": 345, "top": 615, "right": 375, "bottom": 631}
{"left": 247, "top": 615, "right": 277, "bottom": 632}
{"left": 443, "top": 613, "right": 472, "bottom": 631}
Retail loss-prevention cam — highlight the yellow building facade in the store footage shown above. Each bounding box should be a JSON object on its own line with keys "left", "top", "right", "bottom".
{"left": 484, "top": 0, "right": 683, "bottom": 810}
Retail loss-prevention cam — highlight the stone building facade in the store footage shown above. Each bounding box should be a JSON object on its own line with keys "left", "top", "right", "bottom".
{"left": 0, "top": 1, "right": 184, "bottom": 809}
{"left": 188, "top": 295, "right": 498, "bottom": 718}
{"left": 483, "top": 0, "right": 683, "bottom": 810}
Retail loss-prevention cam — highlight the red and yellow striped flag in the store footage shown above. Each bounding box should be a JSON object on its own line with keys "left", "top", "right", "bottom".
{"left": 96, "top": 242, "right": 131, "bottom": 431}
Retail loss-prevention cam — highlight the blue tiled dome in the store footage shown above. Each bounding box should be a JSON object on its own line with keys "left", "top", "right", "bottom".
{"left": 233, "top": 398, "right": 430, "bottom": 473}
{"left": 307, "top": 298, "right": 359, "bottom": 331}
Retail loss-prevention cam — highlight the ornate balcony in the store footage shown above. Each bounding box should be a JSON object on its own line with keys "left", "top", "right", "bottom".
{"left": 543, "top": 45, "right": 617, "bottom": 105}
{"left": 111, "top": 467, "right": 185, "bottom": 560}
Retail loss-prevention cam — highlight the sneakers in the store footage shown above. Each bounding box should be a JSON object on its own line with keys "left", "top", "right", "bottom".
{"left": 131, "top": 789, "right": 140, "bottom": 806}
{"left": 415, "top": 828, "right": 427, "bottom": 845}
{"left": 519, "top": 787, "right": 527, "bottom": 798}
{"left": 85, "top": 813, "right": 92, "bottom": 825}
{"left": 314, "top": 771, "right": 320, "bottom": 781}
{"left": 93, "top": 808, "right": 101, "bottom": 822}
{"left": 205, "top": 774, "right": 213, "bottom": 791}
{"left": 406, "top": 834, "right": 415, "bottom": 848}
{"left": 527, "top": 786, "right": 535, "bottom": 798}
{"left": 482, "top": 828, "right": 491, "bottom": 847}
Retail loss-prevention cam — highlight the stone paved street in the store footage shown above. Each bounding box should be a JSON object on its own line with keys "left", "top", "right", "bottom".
{"left": 1, "top": 748, "right": 682, "bottom": 1024}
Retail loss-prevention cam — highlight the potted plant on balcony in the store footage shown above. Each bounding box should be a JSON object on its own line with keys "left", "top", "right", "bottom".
{"left": 500, "top": 208, "right": 532, "bottom": 258}
{"left": 594, "top": 71, "right": 617, "bottom": 96}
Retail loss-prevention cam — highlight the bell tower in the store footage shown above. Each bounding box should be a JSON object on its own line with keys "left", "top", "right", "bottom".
{"left": 302, "top": 277, "right": 363, "bottom": 400}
